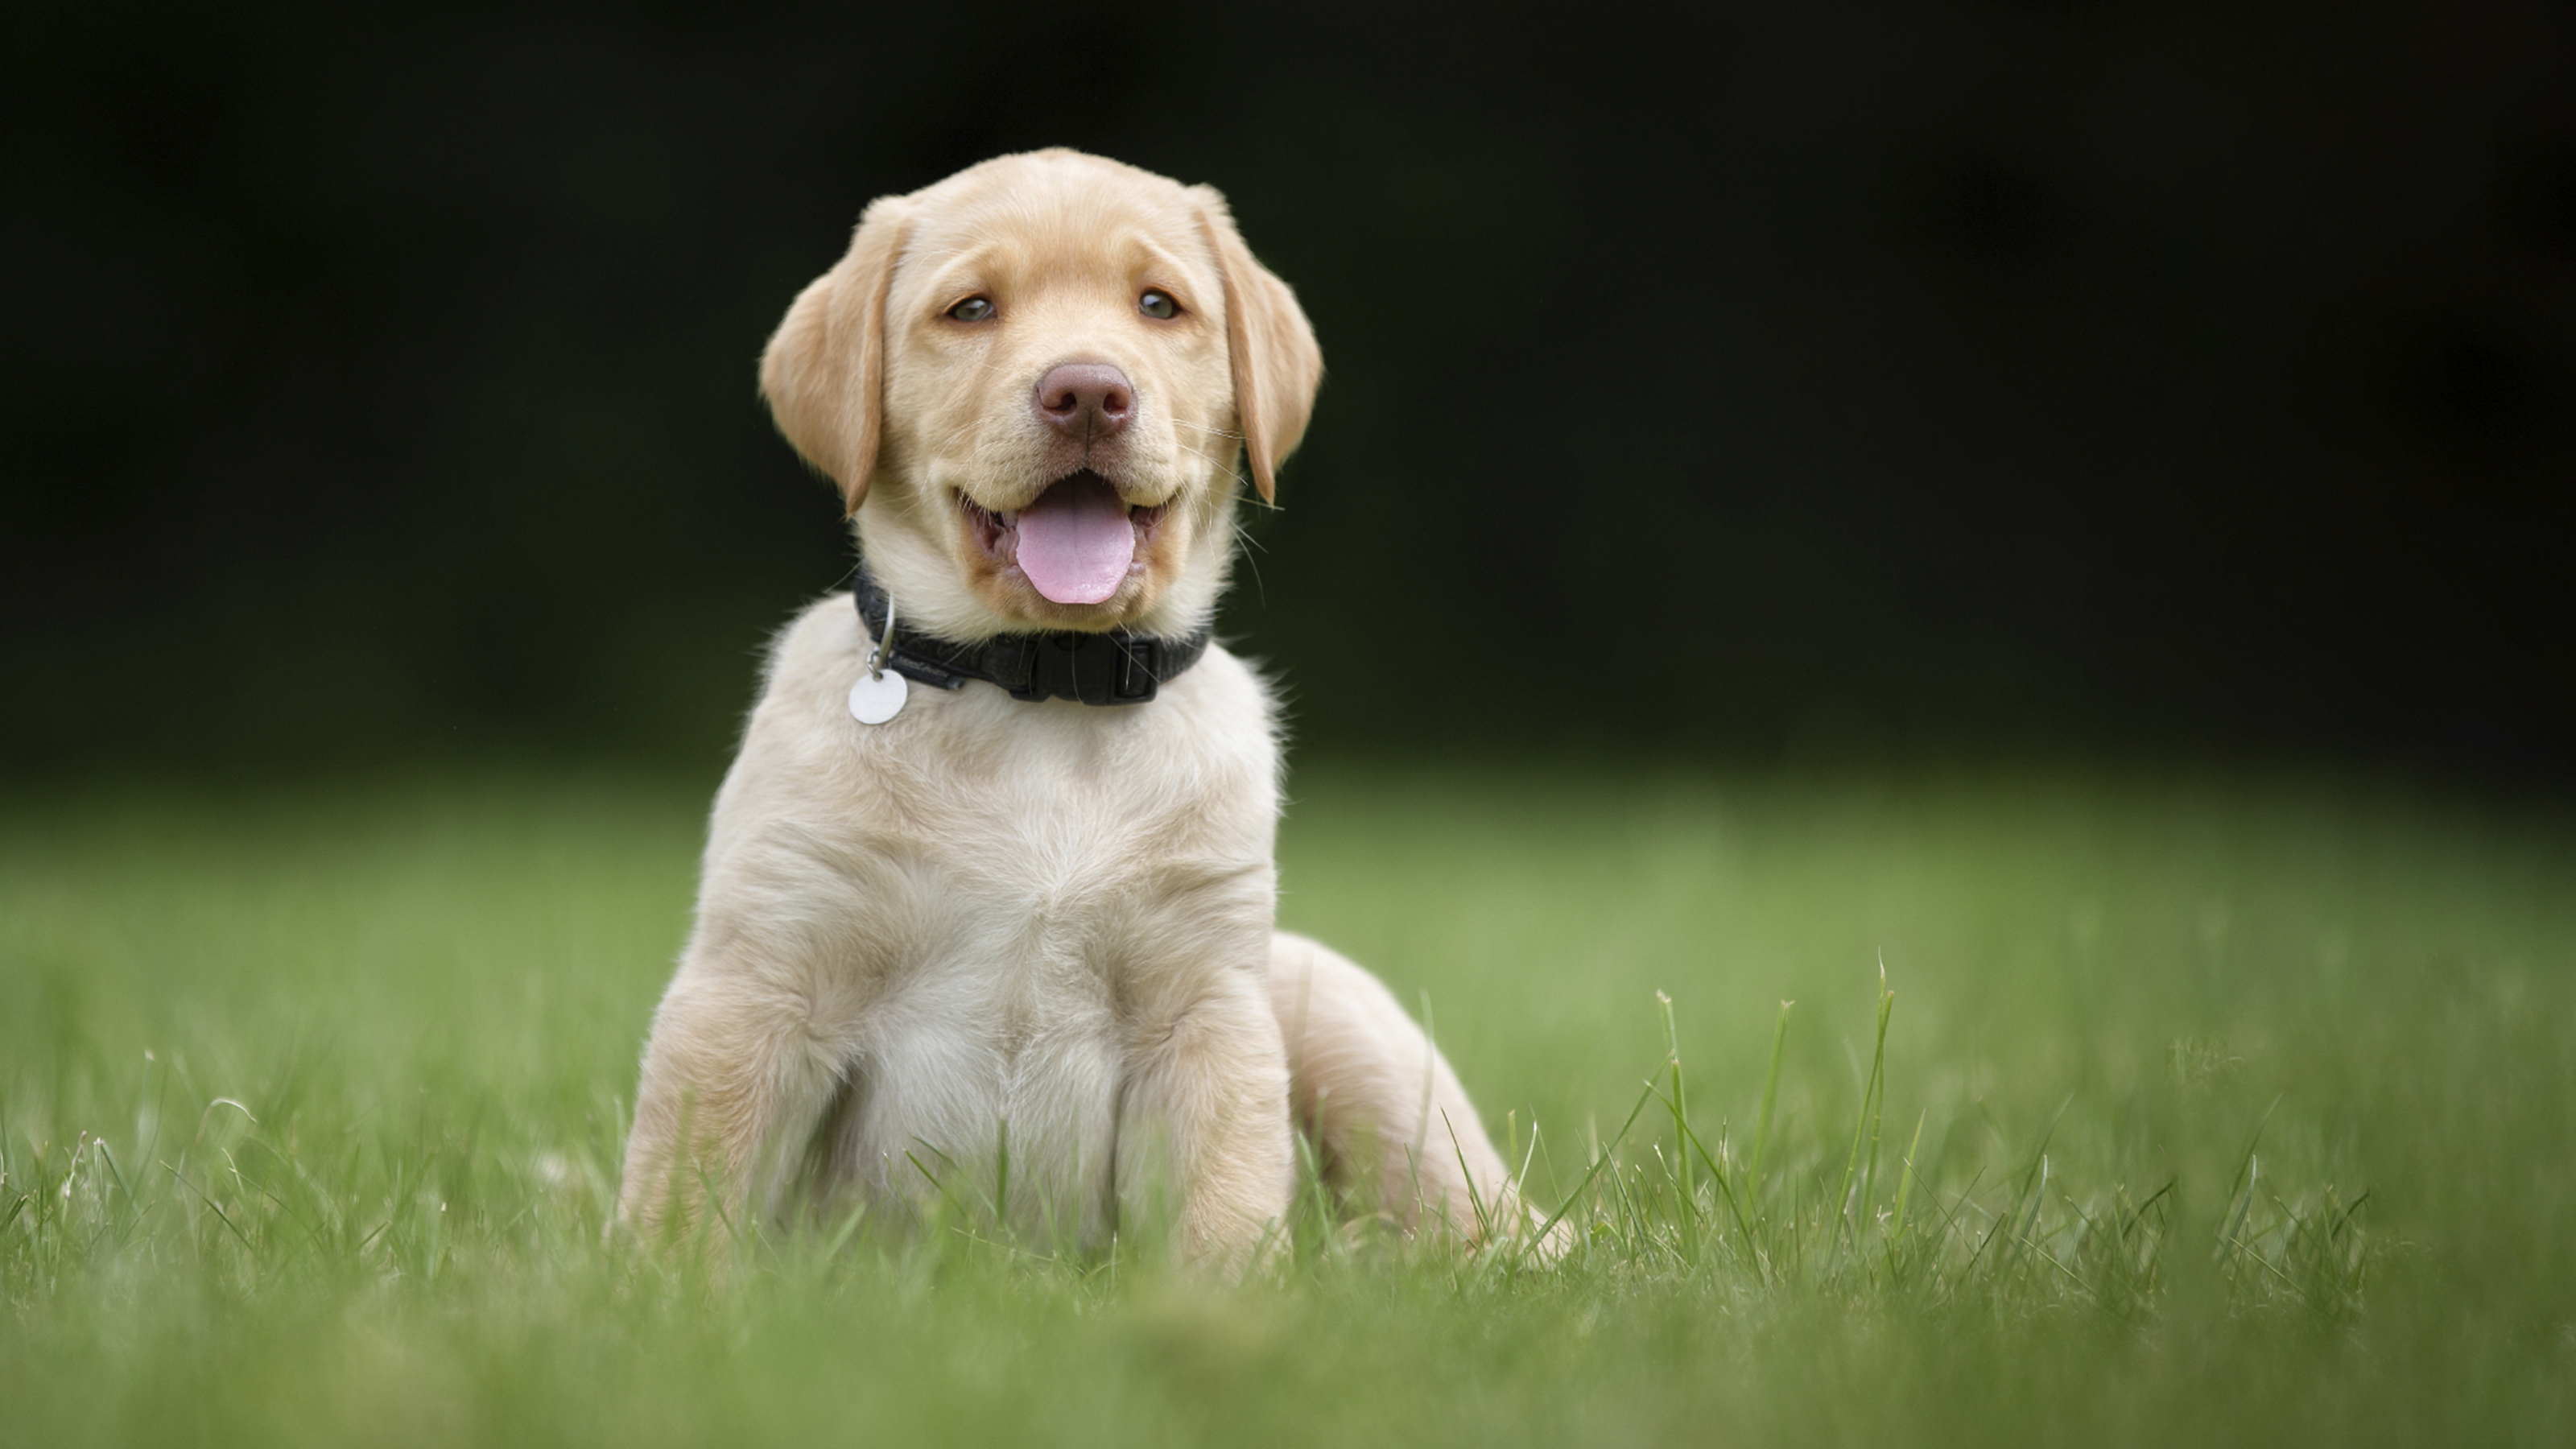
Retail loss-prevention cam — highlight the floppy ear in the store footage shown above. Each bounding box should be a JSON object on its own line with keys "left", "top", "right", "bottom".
{"left": 760, "top": 196, "right": 911, "bottom": 514}
{"left": 1192, "top": 189, "right": 1323, "bottom": 504}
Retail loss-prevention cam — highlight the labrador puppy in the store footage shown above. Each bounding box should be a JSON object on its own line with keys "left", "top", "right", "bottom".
{"left": 618, "top": 150, "right": 1528, "bottom": 1265}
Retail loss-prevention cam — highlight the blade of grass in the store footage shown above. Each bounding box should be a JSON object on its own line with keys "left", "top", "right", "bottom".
{"left": 1833, "top": 969, "right": 1895, "bottom": 1263}
{"left": 1657, "top": 992, "right": 1699, "bottom": 1264}
{"left": 993, "top": 1118, "right": 1009, "bottom": 1232}
{"left": 1528, "top": 1080, "right": 1661, "bottom": 1256}
{"left": 1887, "top": 1107, "right": 1928, "bottom": 1264}
{"left": 1652, "top": 1081, "right": 1763, "bottom": 1278}
{"left": 1748, "top": 1000, "right": 1793, "bottom": 1208}
{"left": 1860, "top": 964, "right": 1894, "bottom": 1219}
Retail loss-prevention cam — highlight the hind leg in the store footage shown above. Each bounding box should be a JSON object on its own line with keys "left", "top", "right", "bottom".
{"left": 1266, "top": 931, "right": 1536, "bottom": 1243}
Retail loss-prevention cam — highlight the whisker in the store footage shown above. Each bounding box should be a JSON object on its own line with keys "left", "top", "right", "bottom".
{"left": 1232, "top": 518, "right": 1269, "bottom": 606}
{"left": 1170, "top": 439, "right": 1253, "bottom": 493}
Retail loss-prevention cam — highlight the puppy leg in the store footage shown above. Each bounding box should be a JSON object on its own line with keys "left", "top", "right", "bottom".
{"left": 618, "top": 962, "right": 842, "bottom": 1246}
{"left": 1115, "top": 971, "right": 1295, "bottom": 1271}
{"left": 1268, "top": 931, "right": 1534, "bottom": 1245}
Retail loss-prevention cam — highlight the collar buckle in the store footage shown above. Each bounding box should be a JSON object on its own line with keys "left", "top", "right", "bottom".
{"left": 989, "top": 632, "right": 1168, "bottom": 704}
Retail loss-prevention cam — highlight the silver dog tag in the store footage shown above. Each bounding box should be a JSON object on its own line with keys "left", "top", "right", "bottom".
{"left": 848, "top": 667, "right": 907, "bottom": 725}
{"left": 849, "top": 590, "right": 908, "bottom": 725}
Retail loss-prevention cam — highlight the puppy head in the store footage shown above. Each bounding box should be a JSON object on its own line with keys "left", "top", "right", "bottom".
{"left": 761, "top": 150, "right": 1323, "bottom": 640}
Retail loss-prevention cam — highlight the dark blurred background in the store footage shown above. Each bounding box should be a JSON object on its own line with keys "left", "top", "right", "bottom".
{"left": 6, "top": 1, "right": 2571, "bottom": 782}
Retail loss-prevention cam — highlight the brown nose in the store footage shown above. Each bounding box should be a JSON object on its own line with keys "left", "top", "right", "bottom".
{"left": 1033, "top": 362, "right": 1135, "bottom": 439}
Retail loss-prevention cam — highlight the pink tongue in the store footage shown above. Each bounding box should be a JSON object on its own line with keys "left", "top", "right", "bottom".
{"left": 1014, "top": 474, "right": 1135, "bottom": 605}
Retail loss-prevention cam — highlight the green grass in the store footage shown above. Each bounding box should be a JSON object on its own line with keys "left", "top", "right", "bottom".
{"left": 4, "top": 762, "right": 2572, "bottom": 1444}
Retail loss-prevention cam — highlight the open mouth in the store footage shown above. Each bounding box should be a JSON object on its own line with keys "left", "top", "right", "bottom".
{"left": 961, "top": 470, "right": 1168, "bottom": 607}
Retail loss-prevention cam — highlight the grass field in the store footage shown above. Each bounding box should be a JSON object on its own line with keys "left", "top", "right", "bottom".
{"left": 3, "top": 762, "right": 2571, "bottom": 1445}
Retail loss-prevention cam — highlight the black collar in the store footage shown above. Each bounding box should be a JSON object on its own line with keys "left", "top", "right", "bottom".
{"left": 849, "top": 556, "right": 1211, "bottom": 707}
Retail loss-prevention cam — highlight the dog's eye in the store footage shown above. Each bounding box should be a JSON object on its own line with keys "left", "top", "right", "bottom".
{"left": 1137, "top": 290, "right": 1178, "bottom": 320}
{"left": 946, "top": 296, "right": 995, "bottom": 322}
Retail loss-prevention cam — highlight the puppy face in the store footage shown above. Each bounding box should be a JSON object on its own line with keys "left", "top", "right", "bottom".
{"left": 761, "top": 151, "right": 1323, "bottom": 641}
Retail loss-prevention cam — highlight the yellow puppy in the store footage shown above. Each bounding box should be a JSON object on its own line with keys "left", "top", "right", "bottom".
{"left": 619, "top": 150, "right": 1527, "bottom": 1265}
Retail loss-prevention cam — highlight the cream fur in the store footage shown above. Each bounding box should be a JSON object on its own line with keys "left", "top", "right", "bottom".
{"left": 618, "top": 150, "right": 1530, "bottom": 1265}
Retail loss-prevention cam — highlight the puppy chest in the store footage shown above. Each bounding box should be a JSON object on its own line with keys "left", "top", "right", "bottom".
{"left": 828, "top": 972, "right": 1123, "bottom": 1227}
{"left": 889, "top": 780, "right": 1278, "bottom": 982}
{"left": 876, "top": 841, "right": 1276, "bottom": 1034}
{"left": 819, "top": 847, "right": 1272, "bottom": 1223}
